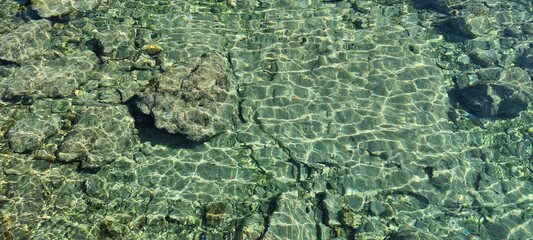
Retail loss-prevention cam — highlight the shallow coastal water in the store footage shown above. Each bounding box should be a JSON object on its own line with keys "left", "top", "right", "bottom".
{"left": 0, "top": 0, "right": 532, "bottom": 239}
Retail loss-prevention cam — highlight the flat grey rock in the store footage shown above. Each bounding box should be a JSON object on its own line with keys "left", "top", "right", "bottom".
{"left": 453, "top": 67, "right": 531, "bottom": 118}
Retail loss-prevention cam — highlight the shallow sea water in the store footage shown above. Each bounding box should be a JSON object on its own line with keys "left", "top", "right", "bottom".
{"left": 0, "top": 0, "right": 532, "bottom": 239}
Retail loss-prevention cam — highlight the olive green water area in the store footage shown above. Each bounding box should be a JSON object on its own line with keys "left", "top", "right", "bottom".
{"left": 0, "top": 0, "right": 532, "bottom": 239}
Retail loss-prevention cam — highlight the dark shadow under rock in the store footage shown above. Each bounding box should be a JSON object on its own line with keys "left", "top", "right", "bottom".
{"left": 133, "top": 111, "right": 203, "bottom": 149}
{"left": 516, "top": 47, "right": 533, "bottom": 70}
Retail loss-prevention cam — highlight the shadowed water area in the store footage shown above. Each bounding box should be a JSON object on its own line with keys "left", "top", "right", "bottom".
{"left": 0, "top": 0, "right": 532, "bottom": 239}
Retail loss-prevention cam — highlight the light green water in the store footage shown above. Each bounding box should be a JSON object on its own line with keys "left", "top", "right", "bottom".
{"left": 0, "top": 0, "right": 532, "bottom": 239}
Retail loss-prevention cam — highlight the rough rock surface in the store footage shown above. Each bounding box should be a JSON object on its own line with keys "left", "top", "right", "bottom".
{"left": 0, "top": 1, "right": 532, "bottom": 240}
{"left": 0, "top": 51, "right": 99, "bottom": 102}
{"left": 6, "top": 115, "right": 61, "bottom": 153}
{"left": 31, "top": 0, "right": 99, "bottom": 18}
{"left": 57, "top": 105, "right": 138, "bottom": 168}
{"left": 453, "top": 67, "right": 531, "bottom": 118}
{"left": 453, "top": 83, "right": 529, "bottom": 118}
{"left": 135, "top": 51, "right": 236, "bottom": 141}
{"left": 448, "top": 15, "right": 493, "bottom": 39}
{"left": 517, "top": 48, "right": 533, "bottom": 69}
{"left": 0, "top": 19, "right": 51, "bottom": 63}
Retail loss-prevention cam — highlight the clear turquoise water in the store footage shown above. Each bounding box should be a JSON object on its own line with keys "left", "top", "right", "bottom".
{"left": 0, "top": 1, "right": 532, "bottom": 239}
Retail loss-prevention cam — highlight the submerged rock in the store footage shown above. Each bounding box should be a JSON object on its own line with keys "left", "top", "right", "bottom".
{"left": 31, "top": 0, "right": 99, "bottom": 18}
{"left": 135, "top": 51, "right": 236, "bottom": 141}
{"left": 57, "top": 105, "right": 139, "bottom": 169}
{"left": 263, "top": 191, "right": 316, "bottom": 239}
{"left": 0, "top": 19, "right": 51, "bottom": 64}
{"left": 516, "top": 48, "right": 533, "bottom": 70}
{"left": 6, "top": 115, "right": 61, "bottom": 153}
{"left": 0, "top": 51, "right": 98, "bottom": 102}
{"left": 0, "top": 51, "right": 99, "bottom": 103}
{"left": 447, "top": 15, "right": 493, "bottom": 39}
{"left": 452, "top": 83, "right": 529, "bottom": 118}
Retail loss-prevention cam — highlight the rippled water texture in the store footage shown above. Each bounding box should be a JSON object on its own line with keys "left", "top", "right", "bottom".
{"left": 0, "top": 0, "right": 532, "bottom": 239}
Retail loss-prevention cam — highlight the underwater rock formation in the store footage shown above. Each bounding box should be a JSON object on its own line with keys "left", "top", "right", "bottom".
{"left": 31, "top": 0, "right": 99, "bottom": 18}
{"left": 0, "top": 19, "right": 51, "bottom": 64}
{"left": 135, "top": 51, "right": 236, "bottom": 142}
{"left": 0, "top": 51, "right": 98, "bottom": 103}
{"left": 453, "top": 83, "right": 529, "bottom": 118}
{"left": 57, "top": 105, "right": 138, "bottom": 169}
{"left": 6, "top": 115, "right": 61, "bottom": 153}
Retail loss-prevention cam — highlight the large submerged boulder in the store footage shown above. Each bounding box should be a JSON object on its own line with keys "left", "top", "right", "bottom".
{"left": 452, "top": 67, "right": 531, "bottom": 119}
{"left": 135, "top": 52, "right": 237, "bottom": 141}
{"left": 453, "top": 83, "right": 528, "bottom": 118}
